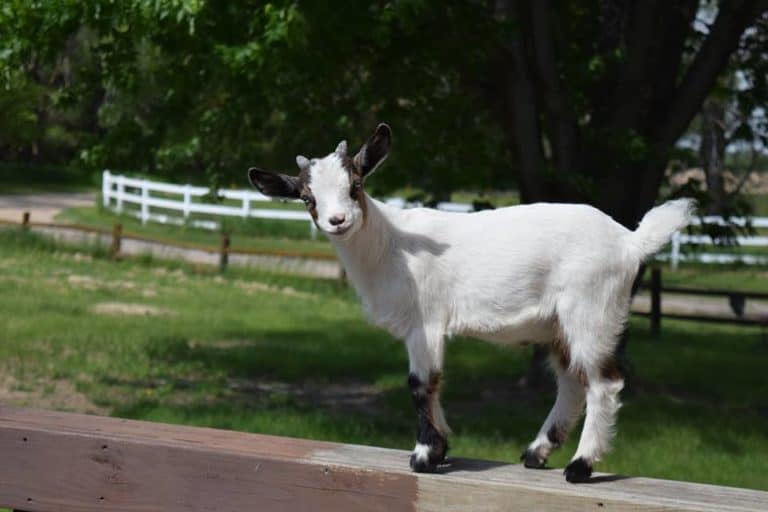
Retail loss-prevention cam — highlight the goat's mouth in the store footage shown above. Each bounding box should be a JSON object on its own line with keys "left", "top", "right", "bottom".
{"left": 327, "top": 224, "right": 352, "bottom": 236}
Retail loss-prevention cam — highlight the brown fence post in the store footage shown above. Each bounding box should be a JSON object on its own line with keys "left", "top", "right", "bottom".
{"left": 111, "top": 223, "right": 122, "bottom": 259}
{"left": 650, "top": 267, "right": 661, "bottom": 337}
{"left": 220, "top": 234, "right": 230, "bottom": 272}
{"left": 21, "top": 211, "right": 30, "bottom": 229}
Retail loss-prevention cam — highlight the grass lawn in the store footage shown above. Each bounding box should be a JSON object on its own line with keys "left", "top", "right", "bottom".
{"left": 0, "top": 229, "right": 767, "bottom": 491}
{"left": 57, "top": 205, "right": 336, "bottom": 257}
{"left": 657, "top": 263, "right": 768, "bottom": 292}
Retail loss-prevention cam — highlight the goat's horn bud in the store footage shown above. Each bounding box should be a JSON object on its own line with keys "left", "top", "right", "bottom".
{"left": 296, "top": 155, "right": 310, "bottom": 170}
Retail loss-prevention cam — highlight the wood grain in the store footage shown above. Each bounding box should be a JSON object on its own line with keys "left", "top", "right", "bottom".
{"left": 0, "top": 407, "right": 765, "bottom": 512}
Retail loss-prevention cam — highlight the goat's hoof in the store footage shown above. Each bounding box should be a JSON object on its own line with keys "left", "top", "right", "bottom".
{"left": 564, "top": 458, "right": 593, "bottom": 483}
{"left": 430, "top": 437, "right": 449, "bottom": 464}
{"left": 410, "top": 453, "right": 438, "bottom": 473}
{"left": 409, "top": 438, "right": 448, "bottom": 473}
{"left": 520, "top": 449, "right": 547, "bottom": 469}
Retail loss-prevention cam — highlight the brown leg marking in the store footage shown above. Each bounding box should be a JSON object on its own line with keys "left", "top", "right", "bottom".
{"left": 408, "top": 371, "right": 449, "bottom": 473}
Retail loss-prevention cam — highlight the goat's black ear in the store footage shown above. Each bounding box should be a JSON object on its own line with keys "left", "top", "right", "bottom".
{"left": 248, "top": 168, "right": 301, "bottom": 198}
{"left": 354, "top": 123, "right": 392, "bottom": 177}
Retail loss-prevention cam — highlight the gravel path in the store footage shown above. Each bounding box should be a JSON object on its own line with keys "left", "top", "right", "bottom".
{"left": 0, "top": 192, "right": 95, "bottom": 223}
{"left": 632, "top": 291, "right": 768, "bottom": 322}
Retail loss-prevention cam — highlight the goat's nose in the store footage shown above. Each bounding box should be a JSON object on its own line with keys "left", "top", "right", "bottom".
{"left": 329, "top": 214, "right": 346, "bottom": 226}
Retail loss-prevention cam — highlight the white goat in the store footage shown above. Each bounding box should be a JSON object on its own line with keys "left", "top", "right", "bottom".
{"left": 248, "top": 124, "right": 694, "bottom": 483}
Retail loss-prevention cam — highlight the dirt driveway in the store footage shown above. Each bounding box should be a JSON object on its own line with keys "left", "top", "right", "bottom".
{"left": 0, "top": 192, "right": 94, "bottom": 223}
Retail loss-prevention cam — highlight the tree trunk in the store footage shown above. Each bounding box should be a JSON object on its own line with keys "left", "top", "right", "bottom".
{"left": 699, "top": 98, "right": 727, "bottom": 214}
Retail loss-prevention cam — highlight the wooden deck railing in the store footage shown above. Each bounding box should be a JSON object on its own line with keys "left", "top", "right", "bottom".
{"left": 0, "top": 407, "right": 766, "bottom": 511}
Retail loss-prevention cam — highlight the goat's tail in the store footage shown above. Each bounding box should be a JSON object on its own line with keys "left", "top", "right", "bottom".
{"left": 626, "top": 198, "right": 696, "bottom": 261}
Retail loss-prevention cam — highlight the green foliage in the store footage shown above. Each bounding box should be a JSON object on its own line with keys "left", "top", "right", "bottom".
{"left": 0, "top": 1, "right": 510, "bottom": 198}
{"left": 1, "top": 2, "right": 765, "bottom": 209}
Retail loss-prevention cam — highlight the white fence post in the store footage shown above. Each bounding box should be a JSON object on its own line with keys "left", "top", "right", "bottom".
{"left": 141, "top": 180, "right": 150, "bottom": 225}
{"left": 183, "top": 185, "right": 192, "bottom": 219}
{"left": 670, "top": 231, "right": 681, "bottom": 270}
{"left": 115, "top": 175, "right": 124, "bottom": 214}
{"left": 242, "top": 192, "right": 251, "bottom": 219}
{"left": 102, "top": 170, "right": 111, "bottom": 208}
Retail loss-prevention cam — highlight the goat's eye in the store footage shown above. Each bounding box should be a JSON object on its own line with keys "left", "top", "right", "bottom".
{"left": 301, "top": 195, "right": 314, "bottom": 206}
{"left": 350, "top": 179, "right": 362, "bottom": 197}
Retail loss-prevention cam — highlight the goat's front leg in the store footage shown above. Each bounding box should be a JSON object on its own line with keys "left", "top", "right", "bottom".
{"left": 406, "top": 329, "right": 450, "bottom": 473}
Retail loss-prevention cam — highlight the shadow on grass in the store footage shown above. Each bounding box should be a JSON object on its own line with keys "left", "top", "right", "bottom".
{"left": 101, "top": 319, "right": 768, "bottom": 483}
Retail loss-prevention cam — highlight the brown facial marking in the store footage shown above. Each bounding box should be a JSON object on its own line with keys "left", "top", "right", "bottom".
{"left": 295, "top": 167, "right": 319, "bottom": 223}
{"left": 341, "top": 156, "right": 368, "bottom": 223}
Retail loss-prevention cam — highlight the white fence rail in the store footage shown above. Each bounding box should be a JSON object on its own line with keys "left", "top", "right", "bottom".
{"left": 101, "top": 171, "right": 473, "bottom": 239}
{"left": 102, "top": 171, "right": 768, "bottom": 265}
{"left": 102, "top": 174, "right": 315, "bottom": 236}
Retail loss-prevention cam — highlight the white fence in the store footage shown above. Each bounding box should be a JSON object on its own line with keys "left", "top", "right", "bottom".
{"left": 664, "top": 216, "right": 768, "bottom": 267}
{"left": 101, "top": 171, "right": 472, "bottom": 239}
{"left": 102, "top": 170, "right": 317, "bottom": 235}
{"left": 102, "top": 171, "right": 768, "bottom": 265}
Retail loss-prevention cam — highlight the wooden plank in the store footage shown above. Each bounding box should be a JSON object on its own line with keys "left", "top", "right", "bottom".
{"left": 639, "top": 283, "right": 768, "bottom": 301}
{"left": 660, "top": 286, "right": 768, "bottom": 301}
{"left": 0, "top": 408, "right": 766, "bottom": 512}
{"left": 633, "top": 310, "right": 767, "bottom": 326}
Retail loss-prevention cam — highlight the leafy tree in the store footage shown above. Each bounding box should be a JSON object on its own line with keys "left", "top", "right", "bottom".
{"left": 1, "top": 0, "right": 767, "bottom": 226}
{"left": 480, "top": 0, "right": 768, "bottom": 227}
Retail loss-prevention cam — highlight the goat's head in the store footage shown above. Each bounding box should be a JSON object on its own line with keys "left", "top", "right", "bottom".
{"left": 248, "top": 123, "right": 391, "bottom": 240}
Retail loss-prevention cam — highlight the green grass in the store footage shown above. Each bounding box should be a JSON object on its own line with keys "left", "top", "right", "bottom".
{"left": 0, "top": 230, "right": 767, "bottom": 490}
{"left": 57, "top": 205, "right": 335, "bottom": 257}
{"left": 747, "top": 194, "right": 768, "bottom": 217}
{"left": 656, "top": 263, "right": 768, "bottom": 292}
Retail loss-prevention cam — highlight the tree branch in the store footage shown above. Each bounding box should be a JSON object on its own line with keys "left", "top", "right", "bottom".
{"left": 656, "top": 0, "right": 768, "bottom": 149}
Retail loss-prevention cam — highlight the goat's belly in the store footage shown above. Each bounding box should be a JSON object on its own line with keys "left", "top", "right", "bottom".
{"left": 463, "top": 324, "right": 553, "bottom": 346}
{"left": 451, "top": 304, "right": 555, "bottom": 346}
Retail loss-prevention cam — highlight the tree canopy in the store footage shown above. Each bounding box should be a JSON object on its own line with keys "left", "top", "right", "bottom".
{"left": 1, "top": 1, "right": 767, "bottom": 222}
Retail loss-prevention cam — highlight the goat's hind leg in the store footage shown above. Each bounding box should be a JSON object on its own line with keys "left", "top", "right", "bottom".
{"left": 406, "top": 330, "right": 450, "bottom": 473}
{"left": 564, "top": 358, "right": 624, "bottom": 483}
{"left": 522, "top": 355, "right": 585, "bottom": 469}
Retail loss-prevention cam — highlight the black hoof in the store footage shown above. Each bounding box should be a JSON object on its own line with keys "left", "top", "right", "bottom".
{"left": 410, "top": 453, "right": 438, "bottom": 473}
{"left": 409, "top": 438, "right": 448, "bottom": 473}
{"left": 520, "top": 448, "right": 547, "bottom": 469}
{"left": 564, "top": 458, "right": 593, "bottom": 483}
{"left": 430, "top": 437, "right": 449, "bottom": 464}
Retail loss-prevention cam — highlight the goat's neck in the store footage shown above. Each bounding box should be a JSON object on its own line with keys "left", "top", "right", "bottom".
{"left": 330, "top": 195, "right": 399, "bottom": 281}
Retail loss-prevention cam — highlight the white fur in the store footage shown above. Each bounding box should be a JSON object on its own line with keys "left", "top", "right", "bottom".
{"left": 412, "top": 443, "right": 431, "bottom": 461}
{"left": 302, "top": 152, "right": 694, "bottom": 469}
{"left": 308, "top": 154, "right": 364, "bottom": 236}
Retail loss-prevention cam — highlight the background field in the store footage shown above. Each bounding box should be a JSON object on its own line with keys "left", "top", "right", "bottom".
{"left": 1, "top": 228, "right": 766, "bottom": 491}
